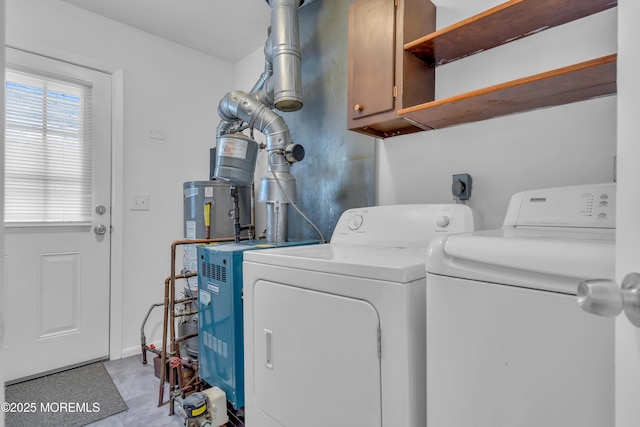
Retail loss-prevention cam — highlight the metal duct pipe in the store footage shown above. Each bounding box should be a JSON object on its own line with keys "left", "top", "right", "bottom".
{"left": 218, "top": 90, "right": 291, "bottom": 157}
{"left": 216, "top": 90, "right": 297, "bottom": 243}
{"left": 265, "top": 201, "right": 289, "bottom": 243}
{"left": 269, "top": 0, "right": 304, "bottom": 112}
{"left": 214, "top": 0, "right": 309, "bottom": 243}
{"left": 249, "top": 36, "right": 273, "bottom": 97}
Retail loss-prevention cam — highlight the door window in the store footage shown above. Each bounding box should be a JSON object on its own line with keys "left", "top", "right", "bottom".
{"left": 4, "top": 66, "right": 94, "bottom": 225}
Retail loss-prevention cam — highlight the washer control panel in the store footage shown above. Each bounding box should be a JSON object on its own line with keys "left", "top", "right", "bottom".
{"left": 504, "top": 183, "right": 616, "bottom": 229}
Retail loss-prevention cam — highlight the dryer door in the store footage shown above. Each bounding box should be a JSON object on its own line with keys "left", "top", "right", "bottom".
{"left": 254, "top": 280, "right": 382, "bottom": 427}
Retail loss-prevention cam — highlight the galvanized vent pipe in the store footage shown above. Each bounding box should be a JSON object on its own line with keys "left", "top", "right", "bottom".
{"left": 215, "top": 0, "right": 309, "bottom": 243}
{"left": 269, "top": 0, "right": 304, "bottom": 112}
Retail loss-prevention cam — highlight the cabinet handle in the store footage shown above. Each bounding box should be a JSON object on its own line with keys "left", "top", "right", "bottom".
{"left": 354, "top": 104, "right": 363, "bottom": 112}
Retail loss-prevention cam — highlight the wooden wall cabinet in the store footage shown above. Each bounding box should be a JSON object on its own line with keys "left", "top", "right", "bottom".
{"left": 347, "top": 0, "right": 436, "bottom": 138}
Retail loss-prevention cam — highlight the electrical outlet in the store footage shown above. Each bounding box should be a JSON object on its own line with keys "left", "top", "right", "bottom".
{"left": 452, "top": 174, "right": 472, "bottom": 201}
{"left": 130, "top": 193, "right": 150, "bottom": 211}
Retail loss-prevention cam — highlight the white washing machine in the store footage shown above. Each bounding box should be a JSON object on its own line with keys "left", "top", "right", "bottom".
{"left": 242, "top": 204, "right": 476, "bottom": 427}
{"left": 425, "top": 183, "right": 616, "bottom": 427}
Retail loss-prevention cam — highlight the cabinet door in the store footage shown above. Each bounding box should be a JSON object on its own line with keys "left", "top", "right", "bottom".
{"left": 348, "top": 0, "right": 396, "bottom": 121}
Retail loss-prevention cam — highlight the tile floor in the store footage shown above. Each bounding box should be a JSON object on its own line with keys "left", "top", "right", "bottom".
{"left": 86, "top": 353, "right": 185, "bottom": 426}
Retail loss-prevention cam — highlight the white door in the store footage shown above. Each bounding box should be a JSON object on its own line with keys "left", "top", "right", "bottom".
{"left": 2, "top": 48, "right": 112, "bottom": 382}
{"left": 616, "top": 1, "right": 640, "bottom": 425}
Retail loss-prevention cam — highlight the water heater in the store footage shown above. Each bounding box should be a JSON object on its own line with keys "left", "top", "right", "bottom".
{"left": 182, "top": 181, "right": 251, "bottom": 272}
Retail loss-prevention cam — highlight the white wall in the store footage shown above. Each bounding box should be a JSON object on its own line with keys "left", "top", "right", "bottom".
{"left": 377, "top": 2, "right": 618, "bottom": 230}
{"left": 5, "top": 0, "right": 235, "bottom": 356}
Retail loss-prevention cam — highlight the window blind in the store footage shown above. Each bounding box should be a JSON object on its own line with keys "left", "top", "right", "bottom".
{"left": 5, "top": 68, "right": 93, "bottom": 224}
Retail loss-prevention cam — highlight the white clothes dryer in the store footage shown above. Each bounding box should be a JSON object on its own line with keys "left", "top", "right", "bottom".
{"left": 242, "top": 204, "right": 476, "bottom": 427}
{"left": 425, "top": 183, "right": 615, "bottom": 427}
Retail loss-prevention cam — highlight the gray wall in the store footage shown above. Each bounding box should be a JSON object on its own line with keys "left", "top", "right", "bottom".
{"left": 281, "top": 0, "right": 374, "bottom": 241}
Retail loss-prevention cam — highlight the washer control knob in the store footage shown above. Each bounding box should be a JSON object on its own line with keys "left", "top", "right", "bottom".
{"left": 437, "top": 216, "right": 450, "bottom": 228}
{"left": 348, "top": 215, "right": 364, "bottom": 231}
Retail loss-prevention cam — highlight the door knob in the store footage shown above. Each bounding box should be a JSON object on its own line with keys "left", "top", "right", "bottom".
{"left": 94, "top": 224, "right": 108, "bottom": 236}
{"left": 577, "top": 272, "right": 640, "bottom": 327}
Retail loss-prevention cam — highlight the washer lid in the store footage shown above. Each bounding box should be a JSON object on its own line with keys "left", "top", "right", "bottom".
{"left": 244, "top": 243, "right": 427, "bottom": 283}
{"left": 426, "top": 228, "right": 615, "bottom": 294}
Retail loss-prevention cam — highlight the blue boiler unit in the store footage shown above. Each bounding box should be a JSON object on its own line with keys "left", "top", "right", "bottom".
{"left": 197, "top": 240, "right": 317, "bottom": 410}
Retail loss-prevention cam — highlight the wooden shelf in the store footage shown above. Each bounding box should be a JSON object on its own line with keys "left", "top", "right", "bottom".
{"left": 404, "top": 0, "right": 617, "bottom": 66}
{"left": 398, "top": 54, "right": 617, "bottom": 130}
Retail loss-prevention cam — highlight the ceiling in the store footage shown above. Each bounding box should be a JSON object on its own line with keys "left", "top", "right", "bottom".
{"left": 59, "top": 0, "right": 274, "bottom": 63}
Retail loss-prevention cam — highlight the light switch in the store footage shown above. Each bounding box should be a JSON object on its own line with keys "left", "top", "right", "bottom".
{"left": 149, "top": 130, "right": 165, "bottom": 140}
{"left": 130, "top": 193, "right": 150, "bottom": 211}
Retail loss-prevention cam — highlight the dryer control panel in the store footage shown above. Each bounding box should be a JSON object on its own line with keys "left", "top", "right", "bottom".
{"left": 331, "top": 204, "right": 476, "bottom": 248}
{"left": 503, "top": 183, "right": 616, "bottom": 229}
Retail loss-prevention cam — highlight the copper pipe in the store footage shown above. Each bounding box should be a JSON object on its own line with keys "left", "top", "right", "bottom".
{"left": 167, "top": 237, "right": 236, "bottom": 415}
{"left": 173, "top": 311, "right": 198, "bottom": 318}
{"left": 174, "top": 296, "right": 197, "bottom": 304}
{"left": 179, "top": 371, "right": 204, "bottom": 396}
{"left": 142, "top": 345, "right": 162, "bottom": 357}
{"left": 157, "top": 270, "right": 203, "bottom": 408}
{"left": 175, "top": 360, "right": 185, "bottom": 395}
{"left": 173, "top": 332, "right": 198, "bottom": 344}
{"left": 158, "top": 271, "right": 171, "bottom": 407}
